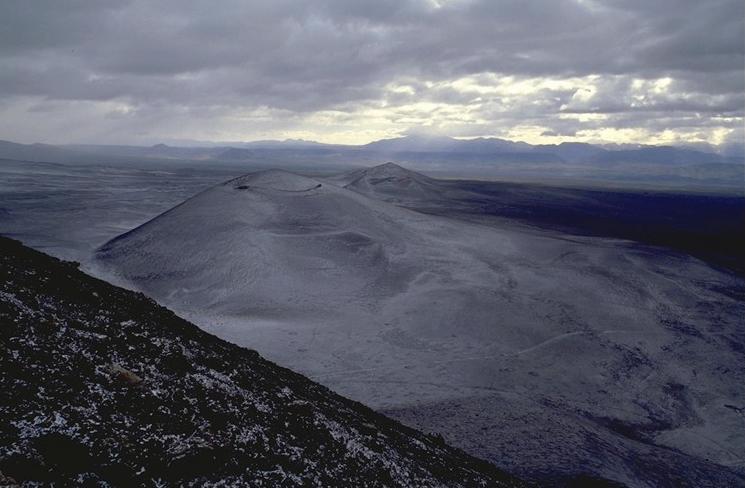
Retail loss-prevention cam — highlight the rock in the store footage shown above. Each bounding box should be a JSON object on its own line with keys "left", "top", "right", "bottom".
{"left": 0, "top": 471, "right": 19, "bottom": 487}
{"left": 109, "top": 364, "right": 143, "bottom": 386}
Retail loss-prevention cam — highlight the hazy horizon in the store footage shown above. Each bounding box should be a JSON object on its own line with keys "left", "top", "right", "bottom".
{"left": 3, "top": 133, "right": 744, "bottom": 154}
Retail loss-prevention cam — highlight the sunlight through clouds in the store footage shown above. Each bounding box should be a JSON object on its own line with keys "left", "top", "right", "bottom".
{"left": 0, "top": 0, "right": 741, "bottom": 145}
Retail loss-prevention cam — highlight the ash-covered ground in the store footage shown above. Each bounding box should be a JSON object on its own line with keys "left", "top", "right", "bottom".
{"left": 2, "top": 159, "right": 744, "bottom": 487}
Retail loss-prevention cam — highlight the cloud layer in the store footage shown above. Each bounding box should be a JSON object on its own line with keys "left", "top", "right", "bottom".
{"left": 0, "top": 0, "right": 742, "bottom": 145}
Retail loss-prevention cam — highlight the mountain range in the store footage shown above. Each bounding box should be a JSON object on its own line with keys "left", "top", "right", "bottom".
{"left": 1, "top": 135, "right": 742, "bottom": 166}
{"left": 3, "top": 134, "right": 743, "bottom": 193}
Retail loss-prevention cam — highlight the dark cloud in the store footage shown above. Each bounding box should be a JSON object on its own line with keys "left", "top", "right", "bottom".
{"left": 0, "top": 0, "right": 742, "bottom": 143}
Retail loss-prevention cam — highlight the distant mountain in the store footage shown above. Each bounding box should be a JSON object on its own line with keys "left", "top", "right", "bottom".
{"left": 361, "top": 136, "right": 742, "bottom": 165}
{"left": 0, "top": 140, "right": 87, "bottom": 164}
{"left": 362, "top": 135, "right": 457, "bottom": 152}
{"left": 362, "top": 135, "right": 532, "bottom": 154}
{"left": 68, "top": 143, "right": 222, "bottom": 160}
{"left": 240, "top": 138, "right": 337, "bottom": 149}
{"left": 592, "top": 146, "right": 741, "bottom": 165}
{"left": 214, "top": 147, "right": 257, "bottom": 160}
{"left": 1, "top": 136, "right": 740, "bottom": 167}
{"left": 535, "top": 142, "right": 607, "bottom": 162}
{"left": 361, "top": 136, "right": 564, "bottom": 164}
{"left": 0, "top": 236, "right": 523, "bottom": 486}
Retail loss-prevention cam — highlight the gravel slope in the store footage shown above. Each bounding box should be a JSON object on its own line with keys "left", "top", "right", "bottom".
{"left": 0, "top": 236, "right": 525, "bottom": 487}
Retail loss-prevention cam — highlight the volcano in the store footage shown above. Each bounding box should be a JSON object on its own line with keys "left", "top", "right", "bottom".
{"left": 95, "top": 164, "right": 745, "bottom": 486}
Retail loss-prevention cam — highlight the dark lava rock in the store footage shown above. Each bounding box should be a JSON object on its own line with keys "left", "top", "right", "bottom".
{"left": 0, "top": 237, "right": 526, "bottom": 487}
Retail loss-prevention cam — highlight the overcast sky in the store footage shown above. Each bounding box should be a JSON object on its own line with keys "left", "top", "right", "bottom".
{"left": 0, "top": 0, "right": 743, "bottom": 146}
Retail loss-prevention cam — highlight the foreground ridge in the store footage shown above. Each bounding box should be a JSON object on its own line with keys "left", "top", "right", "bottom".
{"left": 0, "top": 237, "right": 525, "bottom": 486}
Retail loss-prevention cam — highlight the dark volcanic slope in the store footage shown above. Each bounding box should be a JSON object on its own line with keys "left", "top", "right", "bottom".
{"left": 0, "top": 237, "right": 524, "bottom": 487}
